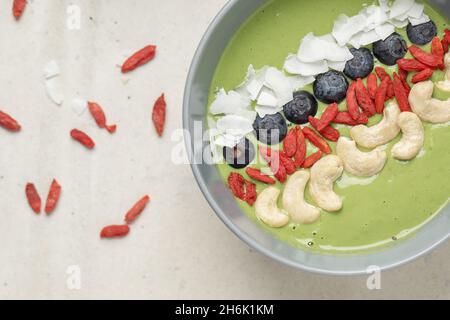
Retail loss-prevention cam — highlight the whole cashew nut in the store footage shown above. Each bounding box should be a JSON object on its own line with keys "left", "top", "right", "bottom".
{"left": 255, "top": 187, "right": 289, "bottom": 228}
{"left": 282, "top": 171, "right": 320, "bottom": 224}
{"left": 336, "top": 137, "right": 387, "bottom": 177}
{"left": 409, "top": 80, "right": 450, "bottom": 123}
{"left": 391, "top": 112, "right": 425, "bottom": 161}
{"left": 309, "top": 155, "right": 344, "bottom": 212}
{"left": 350, "top": 102, "right": 401, "bottom": 149}
{"left": 436, "top": 53, "right": 450, "bottom": 92}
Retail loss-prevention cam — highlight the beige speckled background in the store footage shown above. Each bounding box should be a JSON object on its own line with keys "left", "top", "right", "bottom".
{"left": 0, "top": 0, "right": 448, "bottom": 300}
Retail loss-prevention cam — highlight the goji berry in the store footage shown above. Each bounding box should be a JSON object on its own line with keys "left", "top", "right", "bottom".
{"left": 13, "top": 0, "right": 27, "bottom": 20}
{"left": 409, "top": 46, "right": 440, "bottom": 68}
{"left": 245, "top": 180, "right": 257, "bottom": 206}
{"left": 283, "top": 127, "right": 297, "bottom": 158}
{"left": 411, "top": 68, "right": 434, "bottom": 83}
{"left": 45, "top": 179, "right": 62, "bottom": 215}
{"left": 375, "top": 66, "right": 390, "bottom": 81}
{"left": 280, "top": 151, "right": 296, "bottom": 175}
{"left": 259, "top": 147, "right": 287, "bottom": 183}
{"left": 124, "top": 195, "right": 150, "bottom": 224}
{"left": 431, "top": 37, "right": 445, "bottom": 70}
{"left": 302, "top": 127, "right": 332, "bottom": 154}
{"left": 442, "top": 37, "right": 449, "bottom": 54}
{"left": 0, "top": 110, "right": 21, "bottom": 132}
{"left": 375, "top": 77, "right": 389, "bottom": 114}
{"left": 386, "top": 79, "right": 395, "bottom": 101}
{"left": 294, "top": 127, "right": 307, "bottom": 168}
{"left": 227, "top": 173, "right": 246, "bottom": 200}
{"left": 308, "top": 116, "right": 340, "bottom": 142}
{"left": 302, "top": 151, "right": 323, "bottom": 169}
{"left": 397, "top": 58, "right": 429, "bottom": 72}
{"left": 346, "top": 82, "right": 360, "bottom": 121}
{"left": 100, "top": 225, "right": 130, "bottom": 238}
{"left": 70, "top": 129, "right": 95, "bottom": 149}
{"left": 367, "top": 73, "right": 378, "bottom": 100}
{"left": 355, "top": 78, "right": 376, "bottom": 117}
{"left": 26, "top": 183, "right": 41, "bottom": 214}
{"left": 333, "top": 112, "right": 358, "bottom": 126}
{"left": 317, "top": 103, "right": 339, "bottom": 132}
{"left": 152, "top": 94, "right": 166, "bottom": 137}
{"left": 398, "top": 68, "right": 411, "bottom": 94}
{"left": 88, "top": 102, "right": 117, "bottom": 134}
{"left": 245, "top": 167, "right": 276, "bottom": 185}
{"left": 122, "top": 45, "right": 157, "bottom": 73}
{"left": 393, "top": 73, "right": 412, "bottom": 112}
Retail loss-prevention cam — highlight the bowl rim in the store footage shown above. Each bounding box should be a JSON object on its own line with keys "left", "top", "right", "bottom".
{"left": 182, "top": 0, "right": 450, "bottom": 276}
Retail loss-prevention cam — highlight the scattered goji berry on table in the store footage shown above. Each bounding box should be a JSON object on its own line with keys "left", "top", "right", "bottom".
{"left": 346, "top": 82, "right": 361, "bottom": 121}
{"left": 397, "top": 58, "right": 428, "bottom": 72}
{"left": 13, "top": 0, "right": 27, "bottom": 20}
{"left": 244, "top": 180, "right": 257, "bottom": 206}
{"left": 227, "top": 172, "right": 246, "bottom": 200}
{"left": 45, "top": 179, "right": 62, "bottom": 215}
{"left": 0, "top": 110, "right": 21, "bottom": 132}
{"left": 100, "top": 225, "right": 130, "bottom": 239}
{"left": 121, "top": 45, "right": 157, "bottom": 73}
{"left": 431, "top": 36, "right": 445, "bottom": 70}
{"left": 70, "top": 129, "right": 95, "bottom": 149}
{"left": 409, "top": 46, "right": 440, "bottom": 69}
{"left": 302, "top": 127, "right": 332, "bottom": 154}
{"left": 302, "top": 151, "right": 323, "bottom": 169}
{"left": 294, "top": 127, "right": 307, "bottom": 168}
{"left": 367, "top": 73, "right": 378, "bottom": 100}
{"left": 88, "top": 102, "right": 117, "bottom": 134}
{"left": 393, "top": 73, "right": 412, "bottom": 112}
{"left": 245, "top": 167, "right": 276, "bottom": 185}
{"left": 308, "top": 116, "right": 340, "bottom": 142}
{"left": 283, "top": 127, "right": 297, "bottom": 158}
{"left": 152, "top": 93, "right": 166, "bottom": 137}
{"left": 375, "top": 77, "right": 390, "bottom": 114}
{"left": 411, "top": 68, "right": 434, "bottom": 84}
{"left": 124, "top": 195, "right": 150, "bottom": 224}
{"left": 317, "top": 103, "right": 339, "bottom": 132}
{"left": 355, "top": 78, "right": 376, "bottom": 117}
{"left": 26, "top": 183, "right": 41, "bottom": 214}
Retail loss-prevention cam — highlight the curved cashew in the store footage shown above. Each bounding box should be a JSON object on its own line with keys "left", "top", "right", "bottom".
{"left": 336, "top": 137, "right": 387, "bottom": 177}
{"left": 309, "top": 155, "right": 344, "bottom": 212}
{"left": 409, "top": 80, "right": 450, "bottom": 123}
{"left": 436, "top": 53, "right": 450, "bottom": 92}
{"left": 350, "top": 102, "right": 401, "bottom": 149}
{"left": 282, "top": 171, "right": 320, "bottom": 224}
{"left": 255, "top": 187, "right": 289, "bottom": 228}
{"left": 391, "top": 112, "right": 424, "bottom": 161}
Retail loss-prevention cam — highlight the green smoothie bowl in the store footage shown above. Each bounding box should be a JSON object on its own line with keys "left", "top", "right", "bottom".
{"left": 183, "top": 0, "right": 450, "bottom": 275}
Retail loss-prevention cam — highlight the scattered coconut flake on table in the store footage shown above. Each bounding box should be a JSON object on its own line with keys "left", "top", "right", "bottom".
{"left": 71, "top": 98, "right": 87, "bottom": 116}
{"left": 44, "top": 60, "right": 61, "bottom": 79}
{"left": 45, "top": 78, "right": 64, "bottom": 106}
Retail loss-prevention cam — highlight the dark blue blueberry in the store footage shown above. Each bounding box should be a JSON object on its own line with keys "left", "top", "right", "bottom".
{"left": 344, "top": 48, "right": 374, "bottom": 80}
{"left": 283, "top": 91, "right": 318, "bottom": 124}
{"left": 373, "top": 33, "right": 408, "bottom": 66}
{"left": 313, "top": 70, "right": 349, "bottom": 104}
{"left": 223, "top": 138, "right": 255, "bottom": 169}
{"left": 253, "top": 112, "right": 288, "bottom": 145}
{"left": 407, "top": 20, "right": 437, "bottom": 45}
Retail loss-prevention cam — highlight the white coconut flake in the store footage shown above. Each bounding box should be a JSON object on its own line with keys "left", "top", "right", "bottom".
{"left": 216, "top": 115, "right": 253, "bottom": 137}
{"left": 409, "top": 14, "right": 430, "bottom": 26}
{"left": 389, "top": 18, "right": 409, "bottom": 28}
{"left": 288, "top": 75, "right": 315, "bottom": 90}
{"left": 71, "top": 98, "right": 87, "bottom": 116}
{"left": 358, "top": 29, "right": 383, "bottom": 46}
{"left": 284, "top": 54, "right": 328, "bottom": 77}
{"left": 45, "top": 78, "right": 64, "bottom": 106}
{"left": 375, "top": 23, "right": 396, "bottom": 40}
{"left": 237, "top": 65, "right": 268, "bottom": 100}
{"left": 214, "top": 134, "right": 241, "bottom": 148}
{"left": 332, "top": 14, "right": 367, "bottom": 46}
{"left": 407, "top": 2, "right": 424, "bottom": 19}
{"left": 257, "top": 87, "right": 278, "bottom": 107}
{"left": 264, "top": 67, "right": 294, "bottom": 107}
{"left": 328, "top": 61, "right": 347, "bottom": 72}
{"left": 378, "top": 0, "right": 390, "bottom": 12}
{"left": 389, "top": 0, "right": 415, "bottom": 20}
{"left": 210, "top": 89, "right": 250, "bottom": 115}
{"left": 44, "top": 60, "right": 60, "bottom": 79}
{"left": 298, "top": 32, "right": 353, "bottom": 63}
{"left": 362, "top": 5, "right": 389, "bottom": 31}
{"left": 255, "top": 105, "right": 282, "bottom": 118}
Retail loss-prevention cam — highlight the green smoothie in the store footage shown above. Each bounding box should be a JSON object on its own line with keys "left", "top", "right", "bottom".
{"left": 207, "top": 0, "right": 450, "bottom": 254}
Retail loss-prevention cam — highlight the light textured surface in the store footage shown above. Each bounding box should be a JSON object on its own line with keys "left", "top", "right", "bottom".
{"left": 0, "top": 0, "right": 449, "bottom": 300}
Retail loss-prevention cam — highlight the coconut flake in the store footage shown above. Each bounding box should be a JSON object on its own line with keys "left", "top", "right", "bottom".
{"left": 264, "top": 67, "right": 294, "bottom": 107}
{"left": 216, "top": 115, "right": 254, "bottom": 137}
{"left": 389, "top": 18, "right": 409, "bottom": 28}
{"left": 44, "top": 60, "right": 61, "bottom": 79}
{"left": 288, "top": 75, "right": 315, "bottom": 90}
{"left": 328, "top": 61, "right": 347, "bottom": 72}
{"left": 389, "top": 0, "right": 415, "bottom": 20}
{"left": 210, "top": 89, "right": 250, "bottom": 115}
{"left": 257, "top": 87, "right": 278, "bottom": 107}
{"left": 71, "top": 98, "right": 87, "bottom": 116}
{"left": 409, "top": 13, "right": 430, "bottom": 26}
{"left": 378, "top": 0, "right": 390, "bottom": 12}
{"left": 45, "top": 78, "right": 64, "bottom": 106}
{"left": 255, "top": 105, "right": 282, "bottom": 118}
{"left": 362, "top": 5, "right": 389, "bottom": 31}
{"left": 298, "top": 32, "right": 353, "bottom": 63}
{"left": 375, "top": 23, "right": 396, "bottom": 40}
{"left": 407, "top": 2, "right": 425, "bottom": 19}
{"left": 237, "top": 65, "right": 267, "bottom": 100}
{"left": 284, "top": 54, "right": 328, "bottom": 77}
{"left": 332, "top": 14, "right": 367, "bottom": 46}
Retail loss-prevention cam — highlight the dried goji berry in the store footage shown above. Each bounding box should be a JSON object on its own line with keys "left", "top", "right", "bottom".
{"left": 431, "top": 37, "right": 445, "bottom": 70}
{"left": 0, "top": 110, "right": 21, "bottom": 132}
{"left": 302, "top": 127, "right": 332, "bottom": 154}
{"left": 45, "top": 179, "right": 62, "bottom": 215}
{"left": 88, "top": 102, "right": 117, "bottom": 134}
{"left": 280, "top": 151, "right": 296, "bottom": 175}
{"left": 367, "top": 73, "right": 378, "bottom": 100}
{"left": 409, "top": 46, "right": 440, "bottom": 68}
{"left": 122, "top": 45, "right": 157, "bottom": 73}
{"left": 245, "top": 180, "right": 257, "bottom": 206}
{"left": 152, "top": 94, "right": 166, "bottom": 137}
{"left": 375, "top": 77, "right": 389, "bottom": 114}
{"left": 100, "top": 225, "right": 130, "bottom": 239}
{"left": 227, "top": 173, "right": 246, "bottom": 200}
{"left": 302, "top": 151, "right": 323, "bottom": 169}
{"left": 386, "top": 79, "right": 395, "bottom": 101}
{"left": 26, "top": 183, "right": 41, "bottom": 214}
{"left": 308, "top": 116, "right": 340, "bottom": 142}
{"left": 397, "top": 58, "right": 428, "bottom": 72}
{"left": 13, "top": 0, "right": 27, "bottom": 20}
{"left": 355, "top": 78, "right": 376, "bottom": 117}
{"left": 375, "top": 67, "right": 390, "bottom": 81}
{"left": 332, "top": 112, "right": 358, "bottom": 126}
{"left": 346, "top": 82, "right": 360, "bottom": 121}
{"left": 398, "top": 68, "right": 411, "bottom": 94}
{"left": 124, "top": 195, "right": 150, "bottom": 224}
{"left": 245, "top": 167, "right": 276, "bottom": 185}
{"left": 411, "top": 68, "right": 434, "bottom": 84}
{"left": 393, "top": 73, "right": 412, "bottom": 112}
{"left": 259, "top": 147, "right": 287, "bottom": 183}
{"left": 317, "top": 103, "right": 339, "bottom": 131}
{"left": 294, "top": 127, "right": 307, "bottom": 168}
{"left": 70, "top": 129, "right": 95, "bottom": 149}
{"left": 442, "top": 37, "right": 449, "bottom": 54}
{"left": 283, "top": 127, "right": 297, "bottom": 158}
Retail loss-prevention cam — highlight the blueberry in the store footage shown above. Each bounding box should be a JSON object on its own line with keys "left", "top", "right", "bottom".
{"left": 313, "top": 70, "right": 349, "bottom": 104}
{"left": 344, "top": 48, "right": 374, "bottom": 80}
{"left": 283, "top": 91, "right": 318, "bottom": 124}
{"left": 407, "top": 21, "right": 437, "bottom": 45}
{"left": 373, "top": 33, "right": 408, "bottom": 66}
{"left": 253, "top": 113, "right": 288, "bottom": 145}
{"left": 223, "top": 138, "right": 255, "bottom": 169}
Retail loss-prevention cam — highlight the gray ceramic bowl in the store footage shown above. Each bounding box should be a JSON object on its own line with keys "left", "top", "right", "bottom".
{"left": 183, "top": 0, "right": 450, "bottom": 275}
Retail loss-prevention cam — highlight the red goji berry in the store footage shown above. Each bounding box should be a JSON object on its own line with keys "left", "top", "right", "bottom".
{"left": 259, "top": 147, "right": 287, "bottom": 183}
{"left": 294, "top": 127, "right": 307, "bottom": 168}
{"left": 45, "top": 179, "right": 62, "bottom": 215}
{"left": 121, "top": 45, "right": 157, "bottom": 73}
{"left": 346, "top": 82, "right": 361, "bottom": 121}
{"left": 409, "top": 46, "right": 440, "bottom": 68}
{"left": 302, "top": 127, "right": 332, "bottom": 154}
{"left": 442, "top": 37, "right": 449, "bottom": 54}
{"left": 302, "top": 151, "right": 323, "bottom": 169}
{"left": 0, "top": 110, "right": 21, "bottom": 132}
{"left": 411, "top": 68, "right": 434, "bottom": 84}
{"left": 398, "top": 68, "right": 411, "bottom": 94}
{"left": 308, "top": 116, "right": 340, "bottom": 142}
{"left": 375, "top": 67, "right": 390, "bottom": 81}
{"left": 227, "top": 173, "right": 246, "bottom": 200}
{"left": 26, "top": 183, "right": 41, "bottom": 214}
{"left": 367, "top": 73, "right": 378, "bottom": 100}
{"left": 397, "top": 58, "right": 429, "bottom": 72}
{"left": 355, "top": 78, "right": 376, "bottom": 117}
{"left": 332, "top": 112, "right": 358, "bottom": 126}
{"left": 245, "top": 167, "right": 276, "bottom": 185}
{"left": 431, "top": 37, "right": 445, "bottom": 70}
{"left": 13, "top": 0, "right": 27, "bottom": 20}
{"left": 70, "top": 129, "right": 95, "bottom": 149}
{"left": 280, "top": 151, "right": 296, "bottom": 175}
{"left": 393, "top": 73, "right": 412, "bottom": 112}
{"left": 375, "top": 77, "right": 389, "bottom": 114}
{"left": 283, "top": 127, "right": 297, "bottom": 158}
{"left": 152, "top": 94, "right": 166, "bottom": 137}
{"left": 386, "top": 79, "right": 395, "bottom": 101}
{"left": 317, "top": 103, "right": 339, "bottom": 132}
{"left": 100, "top": 225, "right": 130, "bottom": 239}
{"left": 88, "top": 102, "right": 117, "bottom": 134}
{"left": 124, "top": 195, "right": 150, "bottom": 224}
{"left": 244, "top": 180, "right": 257, "bottom": 206}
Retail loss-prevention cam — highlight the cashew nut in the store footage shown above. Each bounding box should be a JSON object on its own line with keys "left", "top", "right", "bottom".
{"left": 350, "top": 102, "right": 401, "bottom": 149}
{"left": 255, "top": 187, "right": 289, "bottom": 228}
{"left": 391, "top": 112, "right": 424, "bottom": 161}
{"left": 409, "top": 80, "right": 450, "bottom": 123}
{"left": 309, "top": 155, "right": 344, "bottom": 212}
{"left": 336, "top": 137, "right": 387, "bottom": 177}
{"left": 436, "top": 53, "right": 450, "bottom": 92}
{"left": 282, "top": 171, "right": 320, "bottom": 224}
